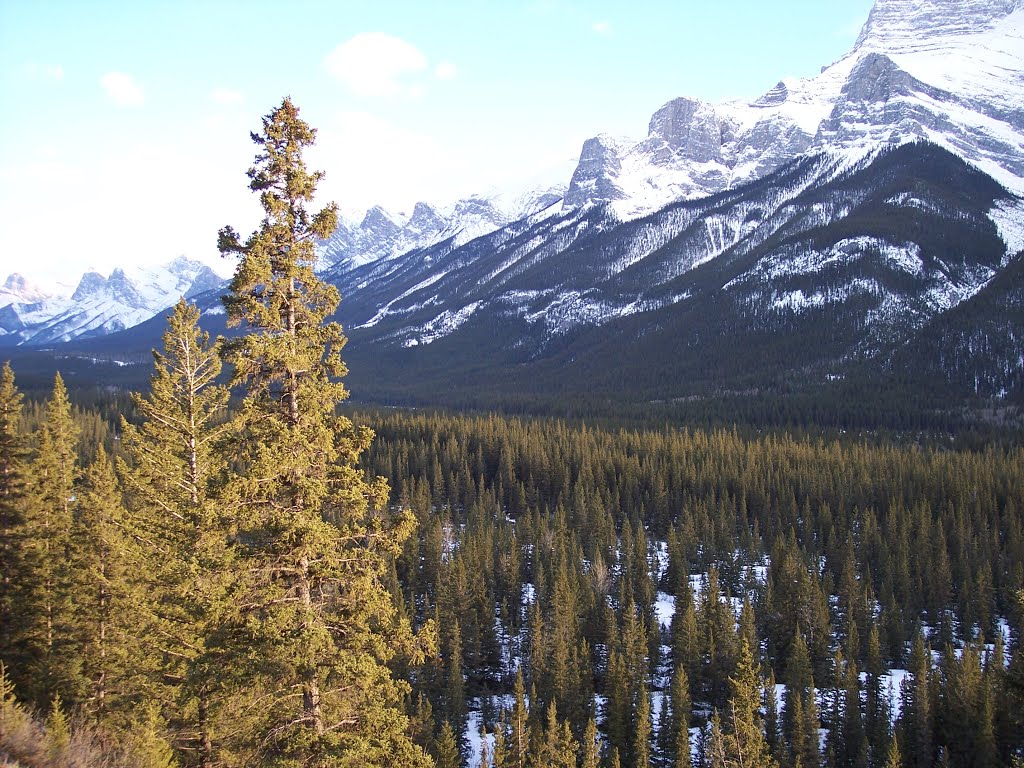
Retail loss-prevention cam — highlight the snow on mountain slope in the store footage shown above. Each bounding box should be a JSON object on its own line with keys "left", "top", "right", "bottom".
{"left": 332, "top": 140, "right": 1014, "bottom": 374}
{"left": 0, "top": 274, "right": 55, "bottom": 308}
{"left": 566, "top": 0, "right": 1024, "bottom": 217}
{"left": 0, "top": 256, "right": 222, "bottom": 346}
{"left": 318, "top": 186, "right": 565, "bottom": 272}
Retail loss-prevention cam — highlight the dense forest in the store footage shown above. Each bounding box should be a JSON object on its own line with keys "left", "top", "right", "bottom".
{"left": 3, "top": 371, "right": 1024, "bottom": 767}
{"left": 3, "top": 99, "right": 1024, "bottom": 768}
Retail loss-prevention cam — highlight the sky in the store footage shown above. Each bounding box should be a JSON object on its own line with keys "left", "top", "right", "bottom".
{"left": 0, "top": 0, "right": 874, "bottom": 291}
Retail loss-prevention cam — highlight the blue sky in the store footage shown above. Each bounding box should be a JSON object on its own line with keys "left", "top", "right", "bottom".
{"left": 0, "top": 0, "right": 873, "bottom": 289}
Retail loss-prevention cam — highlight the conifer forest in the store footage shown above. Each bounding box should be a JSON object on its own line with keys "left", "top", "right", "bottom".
{"left": 2, "top": 100, "right": 1023, "bottom": 768}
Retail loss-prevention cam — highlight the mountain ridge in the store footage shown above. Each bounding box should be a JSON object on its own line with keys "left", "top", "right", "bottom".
{"left": 3, "top": 0, "right": 1023, "bottom": 425}
{"left": 565, "top": 0, "right": 1024, "bottom": 216}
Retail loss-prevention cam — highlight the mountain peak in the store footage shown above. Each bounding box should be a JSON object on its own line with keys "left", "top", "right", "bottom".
{"left": 4, "top": 273, "right": 29, "bottom": 292}
{"left": 0, "top": 273, "right": 52, "bottom": 308}
{"left": 854, "top": 0, "right": 1023, "bottom": 51}
{"left": 72, "top": 270, "right": 108, "bottom": 301}
{"left": 561, "top": 0, "right": 1024, "bottom": 215}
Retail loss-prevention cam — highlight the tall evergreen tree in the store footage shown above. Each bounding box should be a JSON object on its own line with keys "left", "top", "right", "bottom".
{"left": 580, "top": 716, "right": 601, "bottom": 768}
{"left": 667, "top": 664, "right": 693, "bottom": 768}
{"left": 0, "top": 363, "right": 27, "bottom": 673}
{"left": 216, "top": 97, "right": 429, "bottom": 766}
{"left": 897, "top": 631, "right": 933, "bottom": 768}
{"left": 510, "top": 667, "right": 530, "bottom": 768}
{"left": 117, "top": 298, "right": 231, "bottom": 767}
{"left": 68, "top": 446, "right": 134, "bottom": 722}
{"left": 711, "top": 638, "right": 777, "bottom": 768}
{"left": 634, "top": 683, "right": 652, "bottom": 768}
{"left": 19, "top": 374, "right": 78, "bottom": 707}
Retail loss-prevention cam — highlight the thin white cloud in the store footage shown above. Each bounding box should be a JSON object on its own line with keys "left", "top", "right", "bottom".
{"left": 324, "top": 32, "right": 428, "bottom": 97}
{"left": 210, "top": 87, "right": 244, "bottom": 105}
{"left": 592, "top": 21, "right": 613, "bottom": 36}
{"left": 46, "top": 65, "right": 64, "bottom": 81}
{"left": 101, "top": 71, "right": 145, "bottom": 106}
{"left": 434, "top": 60, "right": 458, "bottom": 81}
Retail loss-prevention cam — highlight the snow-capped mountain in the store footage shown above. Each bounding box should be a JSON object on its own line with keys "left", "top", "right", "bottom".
{"left": 0, "top": 274, "right": 54, "bottom": 308}
{"left": 324, "top": 142, "right": 1022, "bottom": 397}
{"left": 8, "top": 0, "right": 1024, "bottom": 415}
{"left": 0, "top": 257, "right": 222, "bottom": 346}
{"left": 318, "top": 187, "right": 565, "bottom": 271}
{"left": 565, "top": 0, "right": 1024, "bottom": 216}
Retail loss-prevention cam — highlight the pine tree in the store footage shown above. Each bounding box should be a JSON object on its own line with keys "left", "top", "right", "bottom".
{"left": 881, "top": 736, "right": 900, "bottom": 768}
{"left": 580, "top": 716, "right": 601, "bottom": 768}
{"left": 537, "top": 701, "right": 578, "bottom": 768}
{"left": 0, "top": 363, "right": 27, "bottom": 673}
{"left": 436, "top": 721, "right": 460, "bottom": 768}
{"left": 784, "top": 630, "right": 813, "bottom": 753}
{"left": 898, "top": 631, "right": 932, "bottom": 768}
{"left": 604, "top": 647, "right": 631, "bottom": 761}
{"left": 216, "top": 98, "right": 429, "bottom": 766}
{"left": 840, "top": 653, "right": 868, "bottom": 768}
{"left": 634, "top": 683, "right": 652, "bottom": 768}
{"left": 763, "top": 668, "right": 783, "bottom": 766}
{"left": 510, "top": 667, "right": 530, "bottom": 768}
{"left": 712, "top": 638, "right": 777, "bottom": 768}
{"left": 493, "top": 720, "right": 509, "bottom": 768}
{"left": 44, "top": 693, "right": 70, "bottom": 761}
{"left": 68, "top": 446, "right": 134, "bottom": 723}
{"left": 666, "top": 663, "right": 693, "bottom": 768}
{"left": 444, "top": 619, "right": 468, "bottom": 760}
{"left": 864, "top": 625, "right": 888, "bottom": 768}
{"left": 19, "top": 374, "right": 78, "bottom": 707}
{"left": 118, "top": 298, "right": 231, "bottom": 766}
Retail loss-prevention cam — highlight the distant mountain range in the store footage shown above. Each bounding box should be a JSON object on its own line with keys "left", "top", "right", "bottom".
{"left": 4, "top": 0, "right": 1023, "bottom": 422}
{"left": 0, "top": 257, "right": 222, "bottom": 346}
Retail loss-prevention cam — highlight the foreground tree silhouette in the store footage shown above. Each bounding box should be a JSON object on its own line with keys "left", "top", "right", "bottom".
{"left": 217, "top": 97, "right": 431, "bottom": 766}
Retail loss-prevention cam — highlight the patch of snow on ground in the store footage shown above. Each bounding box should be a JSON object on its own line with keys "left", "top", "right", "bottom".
{"left": 465, "top": 708, "right": 494, "bottom": 767}
{"left": 655, "top": 592, "right": 676, "bottom": 630}
{"left": 990, "top": 197, "right": 1024, "bottom": 262}
{"left": 689, "top": 574, "right": 705, "bottom": 603}
{"left": 773, "top": 289, "right": 828, "bottom": 311}
{"left": 883, "top": 669, "right": 910, "bottom": 722}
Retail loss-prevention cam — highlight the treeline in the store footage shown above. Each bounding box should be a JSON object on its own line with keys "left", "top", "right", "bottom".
{"left": 356, "top": 410, "right": 1024, "bottom": 767}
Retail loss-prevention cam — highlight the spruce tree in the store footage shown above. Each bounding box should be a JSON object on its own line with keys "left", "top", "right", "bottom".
{"left": 118, "top": 298, "right": 231, "bottom": 766}
{"left": 19, "top": 374, "right": 78, "bottom": 707}
{"left": 898, "top": 631, "right": 933, "bottom": 768}
{"left": 68, "top": 446, "right": 134, "bottom": 722}
{"left": 0, "top": 363, "right": 27, "bottom": 673}
{"left": 634, "top": 683, "right": 652, "bottom": 768}
{"left": 510, "top": 667, "right": 530, "bottom": 768}
{"left": 580, "top": 716, "right": 601, "bottom": 768}
{"left": 714, "top": 638, "right": 777, "bottom": 768}
{"left": 667, "top": 663, "right": 693, "bottom": 768}
{"left": 216, "top": 97, "right": 428, "bottom": 766}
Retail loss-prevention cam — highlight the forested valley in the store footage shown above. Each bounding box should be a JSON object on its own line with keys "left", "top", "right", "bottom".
{"left": 2, "top": 98, "right": 1024, "bottom": 768}
{"left": 2, "top": 368, "right": 1024, "bottom": 767}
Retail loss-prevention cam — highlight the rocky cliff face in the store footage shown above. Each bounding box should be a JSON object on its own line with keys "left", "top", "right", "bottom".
{"left": 565, "top": 0, "right": 1024, "bottom": 216}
